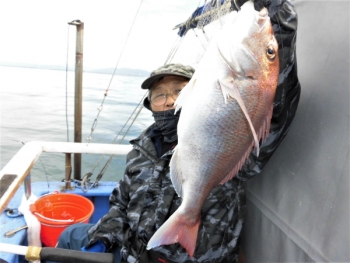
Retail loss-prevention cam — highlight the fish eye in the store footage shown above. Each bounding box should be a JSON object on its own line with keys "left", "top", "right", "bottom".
{"left": 266, "top": 45, "right": 276, "bottom": 60}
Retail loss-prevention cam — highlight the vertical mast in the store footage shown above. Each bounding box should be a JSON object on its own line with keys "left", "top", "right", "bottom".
{"left": 68, "top": 20, "right": 84, "bottom": 180}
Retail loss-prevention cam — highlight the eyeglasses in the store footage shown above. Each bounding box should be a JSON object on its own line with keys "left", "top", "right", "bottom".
{"left": 150, "top": 89, "right": 182, "bottom": 106}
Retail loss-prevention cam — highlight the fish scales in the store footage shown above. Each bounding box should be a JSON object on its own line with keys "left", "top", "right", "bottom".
{"left": 147, "top": 1, "right": 279, "bottom": 257}
{"left": 181, "top": 88, "right": 251, "bottom": 178}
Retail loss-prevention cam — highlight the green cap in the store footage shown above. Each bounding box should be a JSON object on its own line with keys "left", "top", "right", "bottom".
{"left": 141, "top": 63, "right": 195, "bottom": 90}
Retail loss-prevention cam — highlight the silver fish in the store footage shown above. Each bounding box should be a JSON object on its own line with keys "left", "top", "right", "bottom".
{"left": 147, "top": 1, "right": 279, "bottom": 257}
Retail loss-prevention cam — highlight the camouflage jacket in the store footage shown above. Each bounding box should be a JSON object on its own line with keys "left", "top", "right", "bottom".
{"left": 87, "top": 123, "right": 246, "bottom": 263}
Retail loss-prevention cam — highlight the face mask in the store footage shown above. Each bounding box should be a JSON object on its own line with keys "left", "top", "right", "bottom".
{"left": 152, "top": 109, "right": 181, "bottom": 143}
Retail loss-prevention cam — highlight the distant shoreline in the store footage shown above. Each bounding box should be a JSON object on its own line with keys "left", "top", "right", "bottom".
{"left": 0, "top": 62, "right": 150, "bottom": 77}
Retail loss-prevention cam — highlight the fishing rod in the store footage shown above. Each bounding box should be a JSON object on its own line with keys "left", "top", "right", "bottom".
{"left": 0, "top": 243, "right": 114, "bottom": 263}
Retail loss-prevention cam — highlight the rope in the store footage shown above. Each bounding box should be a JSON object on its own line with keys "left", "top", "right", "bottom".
{"left": 193, "top": 28, "right": 209, "bottom": 51}
{"left": 78, "top": 0, "right": 146, "bottom": 189}
{"left": 164, "top": 36, "right": 182, "bottom": 65}
{"left": 82, "top": 0, "right": 213, "bottom": 189}
{"left": 86, "top": 0, "right": 144, "bottom": 144}
{"left": 164, "top": 36, "right": 185, "bottom": 65}
{"left": 84, "top": 0, "right": 201, "bottom": 187}
{"left": 90, "top": 92, "right": 146, "bottom": 171}
{"left": 81, "top": 93, "right": 147, "bottom": 189}
{"left": 118, "top": 96, "right": 145, "bottom": 144}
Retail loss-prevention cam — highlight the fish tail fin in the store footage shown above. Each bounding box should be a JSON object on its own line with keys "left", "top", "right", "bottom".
{"left": 147, "top": 210, "right": 200, "bottom": 257}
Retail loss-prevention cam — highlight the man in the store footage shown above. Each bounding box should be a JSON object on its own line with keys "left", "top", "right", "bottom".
{"left": 55, "top": 63, "right": 245, "bottom": 263}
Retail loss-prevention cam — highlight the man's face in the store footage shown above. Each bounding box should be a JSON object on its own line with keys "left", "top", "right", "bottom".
{"left": 150, "top": 75, "right": 189, "bottom": 112}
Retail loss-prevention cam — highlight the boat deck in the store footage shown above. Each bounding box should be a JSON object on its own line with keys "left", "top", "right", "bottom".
{"left": 0, "top": 181, "right": 116, "bottom": 263}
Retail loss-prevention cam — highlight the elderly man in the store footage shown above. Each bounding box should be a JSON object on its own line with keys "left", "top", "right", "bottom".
{"left": 54, "top": 64, "right": 246, "bottom": 263}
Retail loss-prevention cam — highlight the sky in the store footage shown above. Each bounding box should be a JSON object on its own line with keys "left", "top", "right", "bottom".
{"left": 0, "top": 0, "right": 201, "bottom": 71}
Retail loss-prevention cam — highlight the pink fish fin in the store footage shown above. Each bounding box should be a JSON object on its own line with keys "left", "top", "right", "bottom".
{"left": 219, "top": 141, "right": 253, "bottom": 184}
{"left": 218, "top": 79, "right": 260, "bottom": 155}
{"left": 169, "top": 146, "right": 183, "bottom": 197}
{"left": 174, "top": 77, "right": 197, "bottom": 114}
{"left": 147, "top": 210, "right": 200, "bottom": 258}
{"left": 258, "top": 105, "right": 274, "bottom": 144}
{"left": 219, "top": 106, "right": 274, "bottom": 185}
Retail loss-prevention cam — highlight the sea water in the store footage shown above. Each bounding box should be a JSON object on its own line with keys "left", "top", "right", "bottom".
{"left": 0, "top": 66, "right": 153, "bottom": 183}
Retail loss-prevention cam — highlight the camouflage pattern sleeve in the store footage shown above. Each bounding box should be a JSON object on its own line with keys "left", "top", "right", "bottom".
{"left": 86, "top": 148, "right": 140, "bottom": 251}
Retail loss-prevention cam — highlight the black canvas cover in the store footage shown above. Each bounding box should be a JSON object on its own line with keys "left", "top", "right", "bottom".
{"left": 240, "top": 1, "right": 349, "bottom": 262}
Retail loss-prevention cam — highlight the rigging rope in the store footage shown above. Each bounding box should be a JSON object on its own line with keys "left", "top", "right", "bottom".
{"left": 164, "top": 36, "right": 185, "bottom": 65}
{"left": 81, "top": 0, "right": 231, "bottom": 192}
{"left": 83, "top": 34, "right": 186, "bottom": 189}
{"left": 79, "top": 0, "right": 145, "bottom": 189}
{"left": 81, "top": 93, "right": 147, "bottom": 191}
{"left": 88, "top": 94, "right": 146, "bottom": 174}
{"left": 92, "top": 100, "right": 145, "bottom": 189}
{"left": 165, "top": 0, "right": 204, "bottom": 64}
{"left": 86, "top": 0, "right": 144, "bottom": 144}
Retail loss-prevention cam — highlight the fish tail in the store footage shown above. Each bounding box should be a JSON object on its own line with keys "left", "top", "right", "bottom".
{"left": 147, "top": 210, "right": 200, "bottom": 257}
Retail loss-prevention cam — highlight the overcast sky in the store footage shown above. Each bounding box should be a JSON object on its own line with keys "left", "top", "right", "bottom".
{"left": 0, "top": 0, "right": 201, "bottom": 71}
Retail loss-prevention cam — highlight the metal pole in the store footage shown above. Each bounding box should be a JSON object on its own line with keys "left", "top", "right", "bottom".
{"left": 68, "top": 20, "right": 84, "bottom": 180}
{"left": 65, "top": 153, "right": 72, "bottom": 189}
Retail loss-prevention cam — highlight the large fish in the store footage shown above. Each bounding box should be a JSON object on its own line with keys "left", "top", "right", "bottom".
{"left": 147, "top": 1, "right": 279, "bottom": 257}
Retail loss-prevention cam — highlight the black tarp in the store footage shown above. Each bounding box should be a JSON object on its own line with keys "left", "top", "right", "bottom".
{"left": 240, "top": 1, "right": 349, "bottom": 262}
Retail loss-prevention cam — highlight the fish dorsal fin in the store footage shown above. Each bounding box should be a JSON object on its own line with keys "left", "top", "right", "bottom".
{"left": 174, "top": 77, "right": 197, "bottom": 114}
{"left": 218, "top": 79, "right": 260, "bottom": 155}
{"left": 169, "top": 146, "right": 183, "bottom": 197}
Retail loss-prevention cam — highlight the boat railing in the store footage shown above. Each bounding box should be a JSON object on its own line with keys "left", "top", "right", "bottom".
{"left": 0, "top": 141, "right": 132, "bottom": 213}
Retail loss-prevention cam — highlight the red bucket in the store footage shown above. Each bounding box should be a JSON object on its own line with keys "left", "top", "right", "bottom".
{"left": 30, "top": 192, "right": 94, "bottom": 247}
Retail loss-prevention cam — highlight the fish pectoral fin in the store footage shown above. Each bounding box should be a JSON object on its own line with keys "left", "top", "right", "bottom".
{"left": 219, "top": 169, "right": 237, "bottom": 185}
{"left": 169, "top": 146, "right": 183, "bottom": 197}
{"left": 219, "top": 141, "right": 253, "bottom": 185}
{"left": 218, "top": 79, "right": 260, "bottom": 155}
{"left": 174, "top": 77, "right": 196, "bottom": 114}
